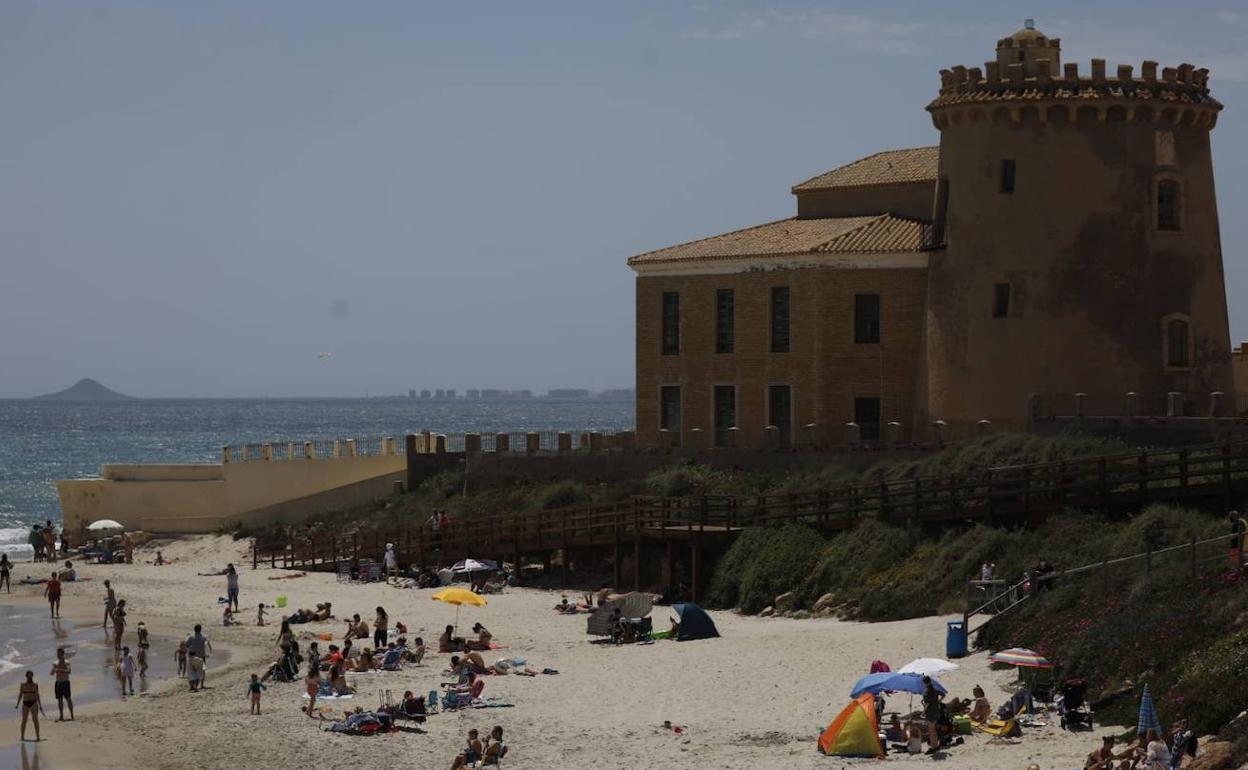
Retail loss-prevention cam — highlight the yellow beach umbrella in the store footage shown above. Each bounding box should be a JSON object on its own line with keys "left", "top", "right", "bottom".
{"left": 431, "top": 587, "right": 487, "bottom": 635}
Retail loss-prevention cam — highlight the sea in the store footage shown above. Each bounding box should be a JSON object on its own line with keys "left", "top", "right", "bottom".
{"left": 0, "top": 397, "right": 635, "bottom": 559}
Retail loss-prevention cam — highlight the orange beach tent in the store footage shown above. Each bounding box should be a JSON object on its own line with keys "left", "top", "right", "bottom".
{"left": 817, "top": 692, "right": 884, "bottom": 758}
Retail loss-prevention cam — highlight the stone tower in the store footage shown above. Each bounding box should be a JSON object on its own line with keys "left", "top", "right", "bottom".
{"left": 923, "top": 21, "right": 1234, "bottom": 426}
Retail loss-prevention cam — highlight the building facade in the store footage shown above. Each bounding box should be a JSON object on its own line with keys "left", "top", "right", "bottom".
{"left": 629, "top": 23, "right": 1235, "bottom": 449}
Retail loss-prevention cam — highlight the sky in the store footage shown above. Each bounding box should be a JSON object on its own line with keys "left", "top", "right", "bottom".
{"left": 2, "top": 1, "right": 1248, "bottom": 398}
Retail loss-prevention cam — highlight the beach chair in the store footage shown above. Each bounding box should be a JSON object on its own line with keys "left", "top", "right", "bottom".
{"left": 973, "top": 705, "right": 1025, "bottom": 741}
{"left": 426, "top": 689, "right": 439, "bottom": 715}
{"left": 336, "top": 561, "right": 351, "bottom": 583}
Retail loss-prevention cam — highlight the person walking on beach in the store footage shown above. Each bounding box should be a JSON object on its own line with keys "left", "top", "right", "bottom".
{"left": 44, "top": 571, "right": 62, "bottom": 619}
{"left": 0, "top": 553, "right": 11, "bottom": 593}
{"left": 14, "top": 671, "right": 44, "bottom": 742}
{"left": 118, "top": 646, "right": 135, "bottom": 696}
{"left": 374, "top": 606, "right": 389, "bottom": 649}
{"left": 174, "top": 641, "right": 188, "bottom": 678}
{"left": 247, "top": 673, "right": 266, "bottom": 715}
{"left": 103, "top": 580, "right": 116, "bottom": 628}
{"left": 137, "top": 641, "right": 149, "bottom": 678}
{"left": 186, "top": 624, "right": 212, "bottom": 687}
{"left": 50, "top": 647, "right": 73, "bottom": 722}
{"left": 225, "top": 564, "right": 240, "bottom": 612}
{"left": 188, "top": 653, "right": 204, "bottom": 692}
{"left": 111, "top": 600, "right": 127, "bottom": 650}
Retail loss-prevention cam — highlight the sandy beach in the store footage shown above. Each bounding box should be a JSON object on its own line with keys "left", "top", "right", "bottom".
{"left": 0, "top": 535, "right": 1116, "bottom": 770}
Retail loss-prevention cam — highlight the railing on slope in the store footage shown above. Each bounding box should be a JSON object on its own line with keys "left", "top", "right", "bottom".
{"left": 965, "top": 531, "right": 1245, "bottom": 634}
{"left": 254, "top": 438, "right": 1248, "bottom": 571}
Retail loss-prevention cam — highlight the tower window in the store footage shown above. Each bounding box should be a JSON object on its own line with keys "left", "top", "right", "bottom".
{"left": 660, "top": 385, "right": 682, "bottom": 444}
{"left": 993, "top": 283, "right": 1011, "bottom": 318}
{"left": 854, "top": 397, "right": 882, "bottom": 441}
{"left": 661, "top": 292, "right": 680, "bottom": 355}
{"left": 715, "top": 289, "right": 734, "bottom": 354}
{"left": 1000, "top": 159, "right": 1016, "bottom": 194}
{"left": 768, "top": 385, "right": 792, "bottom": 448}
{"left": 1157, "top": 179, "right": 1181, "bottom": 231}
{"left": 770, "top": 287, "right": 790, "bottom": 353}
{"left": 1166, "top": 317, "right": 1190, "bottom": 367}
{"left": 854, "top": 294, "right": 881, "bottom": 344}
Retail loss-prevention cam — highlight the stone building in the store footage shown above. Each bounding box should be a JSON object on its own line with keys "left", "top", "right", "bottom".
{"left": 628, "top": 22, "right": 1234, "bottom": 449}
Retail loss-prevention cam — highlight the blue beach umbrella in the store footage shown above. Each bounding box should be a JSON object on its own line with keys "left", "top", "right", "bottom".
{"left": 850, "top": 671, "right": 947, "bottom": 698}
{"left": 1137, "top": 684, "right": 1162, "bottom": 737}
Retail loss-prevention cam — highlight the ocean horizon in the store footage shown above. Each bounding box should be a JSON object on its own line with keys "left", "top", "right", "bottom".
{"left": 0, "top": 397, "right": 635, "bottom": 558}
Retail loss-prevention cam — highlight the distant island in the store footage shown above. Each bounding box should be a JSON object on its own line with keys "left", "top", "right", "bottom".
{"left": 34, "top": 378, "right": 134, "bottom": 402}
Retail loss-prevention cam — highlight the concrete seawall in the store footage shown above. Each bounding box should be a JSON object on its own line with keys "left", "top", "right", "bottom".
{"left": 57, "top": 453, "right": 406, "bottom": 534}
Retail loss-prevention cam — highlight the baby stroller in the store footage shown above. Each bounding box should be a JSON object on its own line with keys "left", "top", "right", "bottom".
{"left": 1057, "top": 679, "right": 1093, "bottom": 730}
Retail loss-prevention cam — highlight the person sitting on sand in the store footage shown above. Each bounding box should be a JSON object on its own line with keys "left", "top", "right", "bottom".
{"left": 343, "top": 614, "right": 369, "bottom": 643}
{"left": 449, "top": 651, "right": 488, "bottom": 676}
{"left": 439, "top": 624, "right": 465, "bottom": 653}
{"left": 597, "top": 584, "right": 611, "bottom": 607}
{"left": 153, "top": 551, "right": 166, "bottom": 566}
{"left": 554, "top": 596, "right": 571, "bottom": 613}
{"left": 60, "top": 561, "right": 77, "bottom": 582}
{"left": 313, "top": 602, "right": 333, "bottom": 621}
{"left": 884, "top": 715, "right": 905, "bottom": 743}
{"left": 405, "top": 637, "right": 427, "bottom": 666}
{"left": 482, "top": 726, "right": 505, "bottom": 766}
{"left": 1086, "top": 735, "right": 1119, "bottom": 769}
{"left": 352, "top": 649, "right": 374, "bottom": 673}
{"left": 223, "top": 606, "right": 237, "bottom": 626}
{"left": 328, "top": 659, "right": 350, "bottom": 696}
{"left": 468, "top": 623, "right": 492, "bottom": 651}
{"left": 906, "top": 721, "right": 923, "bottom": 754}
{"left": 969, "top": 685, "right": 992, "bottom": 723}
{"left": 451, "top": 728, "right": 483, "bottom": 770}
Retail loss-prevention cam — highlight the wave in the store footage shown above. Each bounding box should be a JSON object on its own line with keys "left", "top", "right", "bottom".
{"left": 0, "top": 643, "right": 21, "bottom": 677}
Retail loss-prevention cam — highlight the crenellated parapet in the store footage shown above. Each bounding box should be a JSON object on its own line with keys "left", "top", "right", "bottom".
{"left": 928, "top": 58, "right": 1221, "bottom": 129}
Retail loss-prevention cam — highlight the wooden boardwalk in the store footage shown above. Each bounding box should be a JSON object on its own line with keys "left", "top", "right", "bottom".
{"left": 255, "top": 438, "right": 1248, "bottom": 599}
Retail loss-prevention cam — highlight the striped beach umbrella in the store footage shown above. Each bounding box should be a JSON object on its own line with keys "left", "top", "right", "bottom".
{"left": 989, "top": 648, "right": 1055, "bottom": 668}
{"left": 1137, "top": 684, "right": 1163, "bottom": 737}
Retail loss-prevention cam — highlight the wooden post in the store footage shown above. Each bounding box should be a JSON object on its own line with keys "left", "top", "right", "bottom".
{"left": 252, "top": 539, "right": 258, "bottom": 570}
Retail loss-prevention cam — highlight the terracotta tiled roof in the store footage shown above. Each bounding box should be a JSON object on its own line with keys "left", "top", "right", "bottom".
{"left": 791, "top": 147, "right": 939, "bottom": 192}
{"left": 627, "top": 214, "right": 927, "bottom": 266}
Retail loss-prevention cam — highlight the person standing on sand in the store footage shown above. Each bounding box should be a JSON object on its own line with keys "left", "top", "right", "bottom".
{"left": 112, "top": 600, "right": 127, "bottom": 650}
{"left": 303, "top": 666, "right": 321, "bottom": 717}
{"left": 118, "top": 646, "right": 135, "bottom": 696}
{"left": 374, "top": 607, "right": 389, "bottom": 649}
{"left": 122, "top": 532, "right": 134, "bottom": 564}
{"left": 103, "top": 580, "right": 116, "bottom": 628}
{"left": 1, "top": 553, "right": 11, "bottom": 593}
{"left": 44, "top": 571, "right": 62, "bottom": 618}
{"left": 247, "top": 673, "right": 266, "bottom": 715}
{"left": 14, "top": 671, "right": 44, "bottom": 742}
{"left": 50, "top": 648, "right": 73, "bottom": 722}
{"left": 174, "top": 641, "right": 188, "bottom": 678}
{"left": 922, "top": 676, "right": 943, "bottom": 750}
{"left": 384, "top": 543, "right": 398, "bottom": 582}
{"left": 225, "top": 564, "right": 240, "bottom": 612}
{"left": 186, "top": 624, "right": 212, "bottom": 687}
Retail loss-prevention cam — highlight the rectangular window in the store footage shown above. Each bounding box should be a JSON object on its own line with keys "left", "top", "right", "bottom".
{"left": 714, "top": 289, "right": 734, "bottom": 354}
{"left": 854, "top": 397, "right": 881, "bottom": 442}
{"left": 1167, "top": 319, "right": 1189, "bottom": 367}
{"left": 713, "top": 385, "right": 736, "bottom": 447}
{"left": 659, "top": 386, "right": 681, "bottom": 445}
{"left": 661, "top": 292, "right": 680, "bottom": 355}
{"left": 854, "top": 294, "right": 881, "bottom": 344}
{"left": 768, "top": 385, "right": 792, "bottom": 448}
{"left": 770, "top": 287, "right": 790, "bottom": 353}
{"left": 1157, "top": 180, "right": 1181, "bottom": 231}
{"left": 1000, "top": 159, "right": 1016, "bottom": 194}
{"left": 993, "top": 283, "right": 1011, "bottom": 318}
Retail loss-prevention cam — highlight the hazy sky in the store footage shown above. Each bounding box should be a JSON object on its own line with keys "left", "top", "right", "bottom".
{"left": 3, "top": 1, "right": 1248, "bottom": 397}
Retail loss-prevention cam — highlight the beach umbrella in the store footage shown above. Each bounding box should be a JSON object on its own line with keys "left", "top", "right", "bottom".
{"left": 898, "top": 658, "right": 959, "bottom": 677}
{"left": 1137, "top": 684, "right": 1162, "bottom": 738}
{"left": 850, "top": 671, "right": 947, "bottom": 698}
{"left": 451, "top": 558, "right": 498, "bottom": 574}
{"left": 87, "top": 519, "right": 124, "bottom": 531}
{"left": 989, "top": 648, "right": 1055, "bottom": 668}
{"left": 431, "top": 587, "right": 488, "bottom": 635}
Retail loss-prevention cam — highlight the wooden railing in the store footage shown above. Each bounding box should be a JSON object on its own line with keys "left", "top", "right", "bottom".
{"left": 254, "top": 437, "right": 1248, "bottom": 571}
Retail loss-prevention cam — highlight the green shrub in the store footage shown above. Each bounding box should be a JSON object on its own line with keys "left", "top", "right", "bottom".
{"left": 530, "top": 480, "right": 591, "bottom": 511}
{"left": 704, "top": 524, "right": 826, "bottom": 613}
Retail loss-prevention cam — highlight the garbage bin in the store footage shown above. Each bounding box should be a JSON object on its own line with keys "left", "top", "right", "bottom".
{"left": 946, "top": 619, "right": 968, "bottom": 659}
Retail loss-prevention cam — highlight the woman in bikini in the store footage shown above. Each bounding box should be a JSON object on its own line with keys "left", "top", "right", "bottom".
{"left": 14, "top": 671, "right": 45, "bottom": 741}
{"left": 0, "top": 553, "right": 12, "bottom": 593}
{"left": 111, "top": 600, "right": 127, "bottom": 651}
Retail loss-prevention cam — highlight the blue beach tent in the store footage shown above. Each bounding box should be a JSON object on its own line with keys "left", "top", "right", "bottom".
{"left": 672, "top": 603, "right": 719, "bottom": 641}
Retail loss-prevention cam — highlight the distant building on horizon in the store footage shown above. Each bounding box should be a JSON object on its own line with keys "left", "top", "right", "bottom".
{"left": 547, "top": 388, "right": 591, "bottom": 399}
{"left": 629, "top": 22, "right": 1233, "bottom": 449}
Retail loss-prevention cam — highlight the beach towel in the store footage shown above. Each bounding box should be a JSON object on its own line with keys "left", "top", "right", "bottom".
{"left": 304, "top": 691, "right": 354, "bottom": 700}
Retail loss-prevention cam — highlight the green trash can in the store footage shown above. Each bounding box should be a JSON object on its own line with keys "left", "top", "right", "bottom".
{"left": 946, "top": 619, "right": 968, "bottom": 659}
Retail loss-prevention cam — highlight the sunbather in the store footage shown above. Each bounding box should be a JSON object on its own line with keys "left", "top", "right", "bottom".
{"left": 352, "top": 649, "right": 374, "bottom": 672}
{"left": 439, "top": 624, "right": 465, "bottom": 653}
{"left": 468, "top": 623, "right": 492, "bottom": 650}
{"left": 449, "top": 652, "right": 488, "bottom": 676}
{"left": 482, "top": 726, "right": 505, "bottom": 765}
{"left": 1085, "top": 735, "right": 1118, "bottom": 769}
{"left": 450, "top": 728, "right": 483, "bottom": 770}
{"left": 968, "top": 685, "right": 992, "bottom": 723}
{"left": 402, "top": 637, "right": 426, "bottom": 665}
{"left": 344, "top": 614, "right": 369, "bottom": 643}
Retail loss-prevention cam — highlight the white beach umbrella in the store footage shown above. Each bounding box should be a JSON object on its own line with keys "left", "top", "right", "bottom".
{"left": 451, "top": 558, "right": 498, "bottom": 574}
{"left": 86, "top": 519, "right": 125, "bottom": 531}
{"left": 898, "top": 657, "right": 960, "bottom": 677}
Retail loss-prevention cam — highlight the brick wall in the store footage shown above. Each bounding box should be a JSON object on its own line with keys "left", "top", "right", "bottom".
{"left": 635, "top": 266, "right": 927, "bottom": 448}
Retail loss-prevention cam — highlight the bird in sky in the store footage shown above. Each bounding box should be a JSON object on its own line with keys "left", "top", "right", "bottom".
{"left": 317, "top": 352, "right": 332, "bottom": 359}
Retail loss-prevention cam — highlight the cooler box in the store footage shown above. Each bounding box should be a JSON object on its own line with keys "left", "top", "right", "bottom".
{"left": 946, "top": 619, "right": 968, "bottom": 658}
{"left": 952, "top": 715, "right": 972, "bottom": 735}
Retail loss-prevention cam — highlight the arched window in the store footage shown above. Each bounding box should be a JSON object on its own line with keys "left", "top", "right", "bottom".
{"left": 1157, "top": 179, "right": 1181, "bottom": 231}
{"left": 1165, "top": 316, "right": 1190, "bottom": 368}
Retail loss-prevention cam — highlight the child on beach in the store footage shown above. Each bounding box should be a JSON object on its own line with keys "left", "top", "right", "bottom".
{"left": 137, "top": 642, "right": 149, "bottom": 678}
{"left": 119, "top": 647, "right": 136, "bottom": 696}
{"left": 175, "top": 641, "right": 188, "bottom": 678}
{"left": 44, "top": 571, "right": 62, "bottom": 618}
{"left": 451, "top": 728, "right": 483, "bottom": 770}
{"left": 247, "top": 674, "right": 266, "bottom": 715}
{"left": 188, "top": 653, "right": 205, "bottom": 692}
{"left": 223, "top": 606, "right": 237, "bottom": 626}
{"left": 303, "top": 667, "right": 321, "bottom": 717}
{"left": 257, "top": 603, "right": 267, "bottom": 627}
{"left": 136, "top": 622, "right": 149, "bottom": 647}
